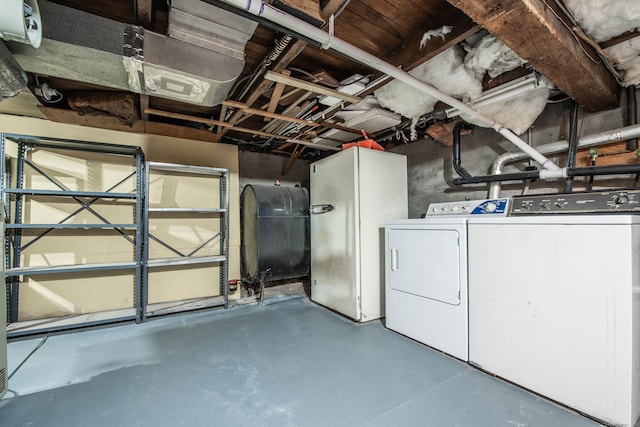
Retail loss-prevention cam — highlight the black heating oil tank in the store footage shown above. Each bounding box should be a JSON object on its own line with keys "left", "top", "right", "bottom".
{"left": 240, "top": 184, "right": 310, "bottom": 283}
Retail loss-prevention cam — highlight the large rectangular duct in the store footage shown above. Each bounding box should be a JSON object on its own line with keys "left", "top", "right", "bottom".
{"left": 7, "top": 0, "right": 257, "bottom": 106}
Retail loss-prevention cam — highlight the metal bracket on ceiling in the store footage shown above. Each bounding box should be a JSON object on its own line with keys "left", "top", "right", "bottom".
{"left": 321, "top": 14, "right": 335, "bottom": 50}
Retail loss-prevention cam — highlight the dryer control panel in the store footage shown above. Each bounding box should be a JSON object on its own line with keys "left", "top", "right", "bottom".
{"left": 511, "top": 190, "right": 640, "bottom": 215}
{"left": 426, "top": 198, "right": 510, "bottom": 217}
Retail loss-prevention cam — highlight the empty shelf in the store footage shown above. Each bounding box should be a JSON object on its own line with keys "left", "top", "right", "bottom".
{"left": 146, "top": 255, "right": 226, "bottom": 268}
{"left": 5, "top": 261, "right": 138, "bottom": 276}
{"left": 4, "top": 188, "right": 138, "bottom": 198}
{"left": 5, "top": 223, "right": 138, "bottom": 229}
{"left": 148, "top": 162, "right": 227, "bottom": 176}
{"left": 148, "top": 208, "right": 226, "bottom": 214}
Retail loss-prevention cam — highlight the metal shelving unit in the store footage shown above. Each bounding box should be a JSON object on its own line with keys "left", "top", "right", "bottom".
{"left": 142, "top": 162, "right": 230, "bottom": 320}
{"left": 1, "top": 136, "right": 230, "bottom": 336}
{"left": 1, "top": 134, "right": 144, "bottom": 335}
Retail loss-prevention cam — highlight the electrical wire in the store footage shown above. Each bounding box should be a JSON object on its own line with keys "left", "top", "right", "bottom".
{"left": 8, "top": 335, "right": 49, "bottom": 381}
{"left": 285, "top": 68, "right": 375, "bottom": 90}
{"left": 286, "top": 67, "right": 341, "bottom": 88}
{"left": 547, "top": 95, "right": 572, "bottom": 104}
{"left": 227, "top": 73, "right": 256, "bottom": 100}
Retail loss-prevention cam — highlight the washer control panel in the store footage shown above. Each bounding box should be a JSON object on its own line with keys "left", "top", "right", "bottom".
{"left": 510, "top": 190, "right": 640, "bottom": 215}
{"left": 426, "top": 198, "right": 510, "bottom": 216}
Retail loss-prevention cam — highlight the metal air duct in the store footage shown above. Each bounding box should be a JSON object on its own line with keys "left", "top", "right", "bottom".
{"left": 0, "top": 40, "right": 27, "bottom": 100}
{"left": 7, "top": 0, "right": 256, "bottom": 106}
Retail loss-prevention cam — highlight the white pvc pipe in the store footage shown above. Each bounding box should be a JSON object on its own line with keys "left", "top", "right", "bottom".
{"left": 487, "top": 123, "right": 640, "bottom": 198}
{"left": 218, "top": 0, "right": 561, "bottom": 171}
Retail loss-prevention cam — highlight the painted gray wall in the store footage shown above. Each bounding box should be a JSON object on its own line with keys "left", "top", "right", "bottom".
{"left": 238, "top": 150, "right": 310, "bottom": 193}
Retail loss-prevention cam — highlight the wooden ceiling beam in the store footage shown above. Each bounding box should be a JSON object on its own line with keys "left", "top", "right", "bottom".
{"left": 222, "top": 99, "right": 316, "bottom": 126}
{"left": 266, "top": 70, "right": 290, "bottom": 120}
{"left": 223, "top": 99, "right": 362, "bottom": 135}
{"left": 37, "top": 106, "right": 223, "bottom": 144}
{"left": 136, "top": 0, "right": 153, "bottom": 28}
{"left": 144, "top": 108, "right": 290, "bottom": 140}
{"left": 320, "top": 0, "right": 348, "bottom": 22}
{"left": 219, "top": 39, "right": 308, "bottom": 138}
{"left": 264, "top": 71, "right": 361, "bottom": 103}
{"left": 246, "top": 39, "right": 309, "bottom": 107}
{"left": 281, "top": 144, "right": 306, "bottom": 175}
{"left": 447, "top": 0, "right": 618, "bottom": 112}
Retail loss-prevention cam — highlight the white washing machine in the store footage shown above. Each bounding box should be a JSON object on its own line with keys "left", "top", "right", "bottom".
{"left": 467, "top": 191, "right": 640, "bottom": 426}
{"left": 384, "top": 198, "right": 508, "bottom": 361}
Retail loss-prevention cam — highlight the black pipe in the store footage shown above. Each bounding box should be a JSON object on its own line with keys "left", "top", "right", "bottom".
{"left": 567, "top": 164, "right": 640, "bottom": 177}
{"left": 627, "top": 86, "right": 638, "bottom": 151}
{"left": 564, "top": 102, "right": 580, "bottom": 192}
{"left": 453, "top": 163, "right": 640, "bottom": 185}
{"left": 452, "top": 121, "right": 474, "bottom": 179}
{"left": 453, "top": 170, "right": 541, "bottom": 185}
{"left": 587, "top": 157, "right": 596, "bottom": 191}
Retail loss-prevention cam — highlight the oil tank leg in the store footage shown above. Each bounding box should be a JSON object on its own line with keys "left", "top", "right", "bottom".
{"left": 258, "top": 269, "right": 271, "bottom": 305}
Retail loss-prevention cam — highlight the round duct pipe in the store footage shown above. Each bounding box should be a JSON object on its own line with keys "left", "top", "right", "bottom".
{"left": 240, "top": 184, "right": 310, "bottom": 283}
{"left": 0, "top": 0, "right": 42, "bottom": 48}
{"left": 0, "top": 40, "right": 27, "bottom": 98}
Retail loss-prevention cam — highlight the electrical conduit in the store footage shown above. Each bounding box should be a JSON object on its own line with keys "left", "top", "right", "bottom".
{"left": 214, "top": 0, "right": 561, "bottom": 171}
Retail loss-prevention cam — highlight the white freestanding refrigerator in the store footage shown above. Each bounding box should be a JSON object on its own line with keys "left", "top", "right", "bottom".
{"left": 310, "top": 147, "right": 407, "bottom": 322}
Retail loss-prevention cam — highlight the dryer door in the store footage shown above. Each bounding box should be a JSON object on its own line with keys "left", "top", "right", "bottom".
{"left": 388, "top": 228, "right": 460, "bottom": 305}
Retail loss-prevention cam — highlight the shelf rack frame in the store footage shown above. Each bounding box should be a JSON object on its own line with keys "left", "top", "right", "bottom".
{"left": 1, "top": 133, "right": 145, "bottom": 334}
{"left": 1, "top": 136, "right": 230, "bottom": 337}
{"left": 142, "top": 162, "right": 230, "bottom": 320}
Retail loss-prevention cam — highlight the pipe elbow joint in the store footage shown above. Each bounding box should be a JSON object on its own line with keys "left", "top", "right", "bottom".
{"left": 539, "top": 167, "right": 568, "bottom": 180}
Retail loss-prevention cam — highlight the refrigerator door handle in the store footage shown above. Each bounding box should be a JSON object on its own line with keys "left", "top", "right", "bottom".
{"left": 391, "top": 248, "right": 399, "bottom": 271}
{"left": 310, "top": 204, "right": 335, "bottom": 215}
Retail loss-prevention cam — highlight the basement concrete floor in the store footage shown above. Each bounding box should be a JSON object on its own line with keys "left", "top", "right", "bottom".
{"left": 0, "top": 295, "right": 601, "bottom": 427}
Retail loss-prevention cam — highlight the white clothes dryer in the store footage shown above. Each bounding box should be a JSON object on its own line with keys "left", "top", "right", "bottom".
{"left": 384, "top": 198, "right": 508, "bottom": 361}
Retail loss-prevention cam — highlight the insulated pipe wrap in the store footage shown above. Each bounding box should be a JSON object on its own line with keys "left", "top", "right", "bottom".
{"left": 0, "top": 41, "right": 27, "bottom": 99}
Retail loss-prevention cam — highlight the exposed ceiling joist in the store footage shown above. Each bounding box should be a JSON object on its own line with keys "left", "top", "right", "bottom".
{"left": 223, "top": 99, "right": 313, "bottom": 126}
{"left": 264, "top": 71, "right": 361, "bottom": 103}
{"left": 37, "top": 106, "right": 223, "bottom": 143}
{"left": 219, "top": 39, "right": 309, "bottom": 138}
{"left": 281, "top": 143, "right": 306, "bottom": 175}
{"left": 447, "top": 0, "right": 618, "bottom": 112}
{"left": 246, "top": 39, "right": 309, "bottom": 107}
{"left": 222, "top": 99, "right": 363, "bottom": 135}
{"left": 136, "top": 0, "right": 152, "bottom": 28}
{"left": 320, "top": 0, "right": 347, "bottom": 22}
{"left": 267, "top": 70, "right": 290, "bottom": 120}
{"left": 145, "top": 108, "right": 289, "bottom": 140}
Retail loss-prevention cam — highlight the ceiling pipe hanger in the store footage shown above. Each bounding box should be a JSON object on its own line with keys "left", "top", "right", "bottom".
{"left": 211, "top": 0, "right": 562, "bottom": 174}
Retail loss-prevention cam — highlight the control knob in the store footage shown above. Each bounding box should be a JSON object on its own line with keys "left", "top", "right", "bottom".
{"left": 484, "top": 202, "right": 497, "bottom": 213}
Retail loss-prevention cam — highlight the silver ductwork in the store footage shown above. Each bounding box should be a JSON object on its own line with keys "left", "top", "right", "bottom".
{"left": 6, "top": 0, "right": 257, "bottom": 106}
{"left": 0, "top": 40, "right": 27, "bottom": 100}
